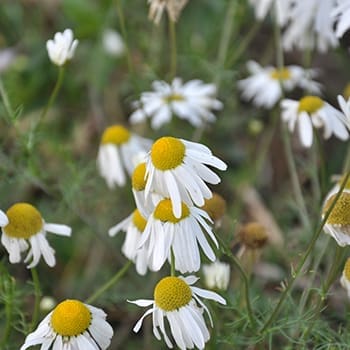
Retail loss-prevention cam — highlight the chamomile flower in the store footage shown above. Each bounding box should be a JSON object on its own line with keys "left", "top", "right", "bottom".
{"left": 0, "top": 203, "right": 71, "bottom": 268}
{"left": 46, "top": 29, "right": 78, "bottom": 66}
{"left": 282, "top": 0, "right": 338, "bottom": 52}
{"left": 130, "top": 78, "right": 223, "bottom": 129}
{"left": 129, "top": 275, "right": 226, "bottom": 350}
{"left": 145, "top": 136, "right": 227, "bottom": 218}
{"left": 97, "top": 125, "right": 151, "bottom": 188}
{"left": 281, "top": 96, "right": 349, "bottom": 147}
{"left": 203, "top": 261, "right": 230, "bottom": 291}
{"left": 332, "top": 0, "right": 350, "bottom": 38}
{"left": 238, "top": 61, "right": 321, "bottom": 108}
{"left": 322, "top": 192, "right": 350, "bottom": 246}
{"left": 20, "top": 299, "right": 113, "bottom": 350}
{"left": 248, "top": 0, "right": 291, "bottom": 25}
{"left": 340, "top": 258, "right": 350, "bottom": 298}
{"left": 138, "top": 198, "right": 218, "bottom": 273}
{"left": 148, "top": 0, "right": 189, "bottom": 24}
{"left": 108, "top": 209, "right": 149, "bottom": 275}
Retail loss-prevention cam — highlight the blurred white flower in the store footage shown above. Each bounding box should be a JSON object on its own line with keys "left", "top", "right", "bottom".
{"left": 40, "top": 296, "right": 56, "bottom": 312}
{"left": 203, "top": 261, "right": 230, "bottom": 290}
{"left": 46, "top": 29, "right": 78, "bottom": 66}
{"left": 340, "top": 258, "right": 350, "bottom": 298}
{"left": 337, "top": 95, "right": 350, "bottom": 129}
{"left": 238, "top": 61, "right": 321, "bottom": 108}
{"left": 0, "top": 203, "right": 71, "bottom": 268}
{"left": 282, "top": 0, "right": 338, "bottom": 52}
{"left": 248, "top": 0, "right": 291, "bottom": 25}
{"left": 130, "top": 78, "right": 223, "bottom": 129}
{"left": 102, "top": 29, "right": 125, "bottom": 57}
{"left": 281, "top": 96, "right": 349, "bottom": 147}
{"left": 148, "top": 0, "right": 189, "bottom": 24}
{"left": 332, "top": 0, "right": 350, "bottom": 38}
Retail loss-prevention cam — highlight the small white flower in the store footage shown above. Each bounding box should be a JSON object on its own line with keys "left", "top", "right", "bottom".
{"left": 340, "top": 258, "right": 350, "bottom": 298}
{"left": 138, "top": 198, "right": 218, "bottom": 273}
{"left": 332, "top": 0, "right": 350, "bottom": 38}
{"left": 281, "top": 95, "right": 349, "bottom": 147}
{"left": 109, "top": 209, "right": 149, "bottom": 275}
{"left": 97, "top": 125, "right": 152, "bottom": 188}
{"left": 238, "top": 61, "right": 321, "bottom": 108}
{"left": 248, "top": 0, "right": 291, "bottom": 25}
{"left": 0, "top": 203, "right": 71, "bottom": 268}
{"left": 148, "top": 0, "right": 189, "bottom": 24}
{"left": 20, "top": 299, "right": 113, "bottom": 350}
{"left": 102, "top": 29, "right": 125, "bottom": 57}
{"left": 40, "top": 296, "right": 57, "bottom": 313}
{"left": 203, "top": 261, "right": 230, "bottom": 290}
{"left": 130, "top": 78, "right": 223, "bottom": 129}
{"left": 145, "top": 136, "right": 227, "bottom": 218}
{"left": 282, "top": 0, "right": 338, "bottom": 53}
{"left": 46, "top": 29, "right": 78, "bottom": 66}
{"left": 129, "top": 275, "right": 226, "bottom": 350}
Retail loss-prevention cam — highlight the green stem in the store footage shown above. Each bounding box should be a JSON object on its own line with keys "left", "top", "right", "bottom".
{"left": 169, "top": 19, "right": 177, "bottom": 79}
{"left": 30, "top": 267, "right": 41, "bottom": 331}
{"left": 170, "top": 249, "right": 176, "bottom": 276}
{"left": 0, "top": 77, "right": 14, "bottom": 123}
{"left": 260, "top": 172, "right": 350, "bottom": 333}
{"left": 85, "top": 260, "right": 132, "bottom": 304}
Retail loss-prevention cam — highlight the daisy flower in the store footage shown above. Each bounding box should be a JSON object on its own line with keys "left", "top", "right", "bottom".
{"left": 238, "top": 61, "right": 321, "bottom": 108}
{"left": 148, "top": 0, "right": 189, "bottom": 24}
{"left": 129, "top": 275, "right": 226, "bottom": 350}
{"left": 340, "top": 257, "right": 350, "bottom": 298}
{"left": 282, "top": 0, "right": 338, "bottom": 53}
{"left": 203, "top": 260, "right": 230, "bottom": 291}
{"left": 281, "top": 95, "right": 349, "bottom": 147}
{"left": 0, "top": 203, "right": 71, "bottom": 268}
{"left": 97, "top": 125, "right": 151, "bottom": 188}
{"left": 248, "top": 0, "right": 291, "bottom": 25}
{"left": 332, "top": 0, "right": 350, "bottom": 38}
{"left": 46, "top": 29, "right": 78, "bottom": 66}
{"left": 130, "top": 78, "right": 223, "bottom": 129}
{"left": 109, "top": 209, "right": 149, "bottom": 275}
{"left": 138, "top": 198, "right": 218, "bottom": 273}
{"left": 145, "top": 136, "right": 227, "bottom": 218}
{"left": 322, "top": 192, "right": 350, "bottom": 246}
{"left": 20, "top": 299, "right": 113, "bottom": 350}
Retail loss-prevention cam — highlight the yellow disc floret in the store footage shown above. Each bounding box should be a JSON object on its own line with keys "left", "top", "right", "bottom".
{"left": 132, "top": 163, "right": 147, "bottom": 191}
{"left": 4, "top": 203, "right": 43, "bottom": 239}
{"left": 298, "top": 96, "right": 324, "bottom": 114}
{"left": 132, "top": 209, "right": 147, "bottom": 232}
{"left": 153, "top": 199, "right": 190, "bottom": 223}
{"left": 323, "top": 193, "right": 350, "bottom": 226}
{"left": 201, "top": 193, "right": 227, "bottom": 222}
{"left": 154, "top": 276, "right": 192, "bottom": 311}
{"left": 344, "top": 258, "right": 350, "bottom": 281}
{"left": 101, "top": 125, "right": 130, "bottom": 145}
{"left": 238, "top": 222, "right": 268, "bottom": 249}
{"left": 163, "top": 93, "right": 185, "bottom": 104}
{"left": 151, "top": 137, "right": 185, "bottom": 170}
{"left": 51, "top": 300, "right": 91, "bottom": 336}
{"left": 270, "top": 68, "right": 291, "bottom": 81}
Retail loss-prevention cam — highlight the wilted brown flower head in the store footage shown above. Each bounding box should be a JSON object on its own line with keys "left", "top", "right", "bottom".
{"left": 238, "top": 222, "right": 268, "bottom": 249}
{"left": 148, "top": 0, "right": 189, "bottom": 24}
{"left": 201, "top": 192, "right": 227, "bottom": 223}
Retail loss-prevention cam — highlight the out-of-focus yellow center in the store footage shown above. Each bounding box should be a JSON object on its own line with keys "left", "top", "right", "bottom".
{"left": 132, "top": 209, "right": 147, "bottom": 232}
{"left": 323, "top": 193, "right": 350, "bottom": 226}
{"left": 101, "top": 125, "right": 130, "bottom": 145}
{"left": 298, "top": 96, "right": 324, "bottom": 114}
{"left": 132, "top": 163, "right": 147, "bottom": 191}
{"left": 343, "top": 83, "right": 350, "bottom": 100}
{"left": 153, "top": 199, "right": 189, "bottom": 223}
{"left": 151, "top": 137, "right": 185, "bottom": 170}
{"left": 270, "top": 68, "right": 291, "bottom": 81}
{"left": 154, "top": 276, "right": 192, "bottom": 311}
{"left": 239, "top": 222, "right": 268, "bottom": 249}
{"left": 344, "top": 258, "right": 350, "bottom": 281}
{"left": 51, "top": 300, "right": 91, "bottom": 336}
{"left": 163, "top": 93, "right": 185, "bottom": 104}
{"left": 201, "top": 193, "right": 227, "bottom": 222}
{"left": 4, "top": 203, "right": 43, "bottom": 239}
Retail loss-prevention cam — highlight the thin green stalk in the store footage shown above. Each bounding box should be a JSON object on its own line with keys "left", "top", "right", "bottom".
{"left": 0, "top": 77, "right": 14, "bottom": 123}
{"left": 85, "top": 260, "right": 132, "bottom": 304}
{"left": 30, "top": 267, "right": 41, "bottom": 331}
{"left": 260, "top": 172, "right": 350, "bottom": 333}
{"left": 168, "top": 19, "right": 177, "bottom": 79}
{"left": 170, "top": 249, "right": 176, "bottom": 276}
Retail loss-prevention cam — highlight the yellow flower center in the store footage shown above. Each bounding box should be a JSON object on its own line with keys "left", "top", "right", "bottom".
{"left": 298, "top": 96, "right": 324, "bottom": 114}
{"left": 154, "top": 276, "right": 192, "bottom": 311}
{"left": 323, "top": 193, "right": 350, "bottom": 226}
{"left": 238, "top": 222, "right": 268, "bottom": 249}
{"left": 51, "top": 300, "right": 91, "bottom": 336}
{"left": 270, "top": 68, "right": 291, "bottom": 81}
{"left": 132, "top": 163, "right": 147, "bottom": 191}
{"left": 4, "top": 203, "right": 43, "bottom": 239}
{"left": 101, "top": 125, "right": 130, "bottom": 145}
{"left": 132, "top": 209, "right": 147, "bottom": 232}
{"left": 343, "top": 83, "right": 350, "bottom": 100}
{"left": 153, "top": 199, "right": 190, "bottom": 223}
{"left": 344, "top": 258, "right": 350, "bottom": 281}
{"left": 201, "top": 193, "right": 227, "bottom": 222}
{"left": 163, "top": 93, "right": 185, "bottom": 104}
{"left": 151, "top": 137, "right": 185, "bottom": 170}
